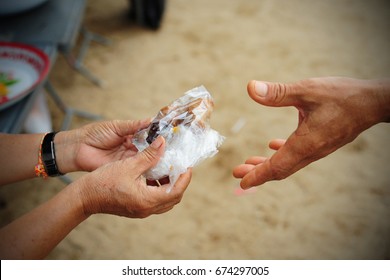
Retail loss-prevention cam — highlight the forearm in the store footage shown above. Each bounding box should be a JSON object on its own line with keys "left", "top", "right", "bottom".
{"left": 343, "top": 78, "right": 390, "bottom": 129}
{"left": 0, "top": 133, "right": 44, "bottom": 185}
{"left": 0, "top": 180, "right": 88, "bottom": 259}
{"left": 0, "top": 131, "right": 81, "bottom": 185}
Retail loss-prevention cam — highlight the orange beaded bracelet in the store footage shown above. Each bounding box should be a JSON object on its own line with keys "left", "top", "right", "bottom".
{"left": 35, "top": 133, "right": 48, "bottom": 179}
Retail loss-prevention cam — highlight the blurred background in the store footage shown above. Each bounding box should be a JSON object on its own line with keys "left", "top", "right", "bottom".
{"left": 1, "top": 0, "right": 390, "bottom": 259}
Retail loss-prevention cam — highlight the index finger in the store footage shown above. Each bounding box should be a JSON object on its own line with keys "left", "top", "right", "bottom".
{"left": 240, "top": 134, "right": 312, "bottom": 188}
{"left": 147, "top": 168, "right": 193, "bottom": 199}
{"left": 168, "top": 168, "right": 193, "bottom": 196}
{"left": 114, "top": 119, "right": 151, "bottom": 136}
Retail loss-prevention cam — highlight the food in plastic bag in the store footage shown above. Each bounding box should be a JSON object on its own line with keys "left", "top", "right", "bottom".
{"left": 132, "top": 85, "right": 225, "bottom": 191}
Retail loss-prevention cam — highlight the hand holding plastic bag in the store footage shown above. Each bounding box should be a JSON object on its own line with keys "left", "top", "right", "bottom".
{"left": 132, "top": 86, "right": 225, "bottom": 191}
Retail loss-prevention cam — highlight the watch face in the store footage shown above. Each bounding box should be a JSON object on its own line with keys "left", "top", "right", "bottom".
{"left": 41, "top": 132, "right": 63, "bottom": 176}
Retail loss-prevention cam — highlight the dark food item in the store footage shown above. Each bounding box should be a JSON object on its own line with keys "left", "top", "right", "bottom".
{"left": 145, "top": 96, "right": 213, "bottom": 144}
{"left": 146, "top": 122, "right": 160, "bottom": 144}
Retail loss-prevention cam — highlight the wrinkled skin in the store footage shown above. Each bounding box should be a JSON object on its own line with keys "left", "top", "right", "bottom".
{"left": 233, "top": 77, "right": 390, "bottom": 189}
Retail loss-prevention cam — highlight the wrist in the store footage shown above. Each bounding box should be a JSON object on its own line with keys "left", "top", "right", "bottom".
{"left": 373, "top": 78, "right": 390, "bottom": 123}
{"left": 361, "top": 79, "right": 390, "bottom": 125}
{"left": 75, "top": 172, "right": 101, "bottom": 217}
{"left": 54, "top": 130, "right": 80, "bottom": 174}
{"left": 62, "top": 178, "right": 91, "bottom": 222}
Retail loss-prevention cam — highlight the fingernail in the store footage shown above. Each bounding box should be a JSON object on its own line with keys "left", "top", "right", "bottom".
{"left": 255, "top": 81, "right": 268, "bottom": 97}
{"left": 150, "top": 136, "right": 164, "bottom": 149}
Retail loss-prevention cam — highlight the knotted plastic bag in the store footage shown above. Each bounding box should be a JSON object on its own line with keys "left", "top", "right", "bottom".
{"left": 132, "top": 86, "right": 225, "bottom": 191}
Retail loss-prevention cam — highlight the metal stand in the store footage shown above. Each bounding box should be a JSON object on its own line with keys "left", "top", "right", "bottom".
{"left": 48, "top": 28, "right": 110, "bottom": 184}
{"left": 45, "top": 80, "right": 103, "bottom": 184}
{"left": 61, "top": 27, "right": 111, "bottom": 87}
{"left": 45, "top": 81, "right": 102, "bottom": 131}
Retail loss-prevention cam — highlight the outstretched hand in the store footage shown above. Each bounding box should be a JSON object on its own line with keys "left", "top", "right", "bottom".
{"left": 233, "top": 77, "right": 390, "bottom": 189}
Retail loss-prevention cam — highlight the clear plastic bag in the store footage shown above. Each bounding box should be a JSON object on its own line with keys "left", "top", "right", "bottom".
{"left": 132, "top": 86, "right": 225, "bottom": 191}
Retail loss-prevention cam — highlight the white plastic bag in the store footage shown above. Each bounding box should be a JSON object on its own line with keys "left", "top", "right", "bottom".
{"left": 132, "top": 86, "right": 225, "bottom": 191}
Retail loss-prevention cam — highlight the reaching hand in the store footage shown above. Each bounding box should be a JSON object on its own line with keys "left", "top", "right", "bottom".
{"left": 233, "top": 77, "right": 390, "bottom": 189}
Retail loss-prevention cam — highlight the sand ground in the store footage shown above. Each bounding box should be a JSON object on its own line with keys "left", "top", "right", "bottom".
{"left": 1, "top": 0, "right": 390, "bottom": 259}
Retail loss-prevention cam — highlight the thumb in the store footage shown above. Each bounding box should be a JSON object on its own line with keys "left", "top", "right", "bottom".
{"left": 132, "top": 136, "right": 165, "bottom": 175}
{"left": 247, "top": 80, "right": 303, "bottom": 107}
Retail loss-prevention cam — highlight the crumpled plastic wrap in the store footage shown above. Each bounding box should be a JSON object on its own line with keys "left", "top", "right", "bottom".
{"left": 132, "top": 85, "right": 225, "bottom": 191}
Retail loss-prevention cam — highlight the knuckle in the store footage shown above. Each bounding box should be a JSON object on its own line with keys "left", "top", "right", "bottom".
{"left": 271, "top": 167, "right": 289, "bottom": 181}
{"left": 272, "top": 83, "right": 288, "bottom": 105}
{"left": 174, "top": 195, "right": 183, "bottom": 204}
{"left": 268, "top": 160, "right": 289, "bottom": 181}
{"left": 131, "top": 207, "right": 151, "bottom": 219}
{"left": 140, "top": 148, "right": 157, "bottom": 164}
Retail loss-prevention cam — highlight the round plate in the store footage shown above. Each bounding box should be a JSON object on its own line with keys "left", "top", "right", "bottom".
{"left": 0, "top": 42, "right": 50, "bottom": 111}
{"left": 0, "top": 0, "right": 49, "bottom": 16}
